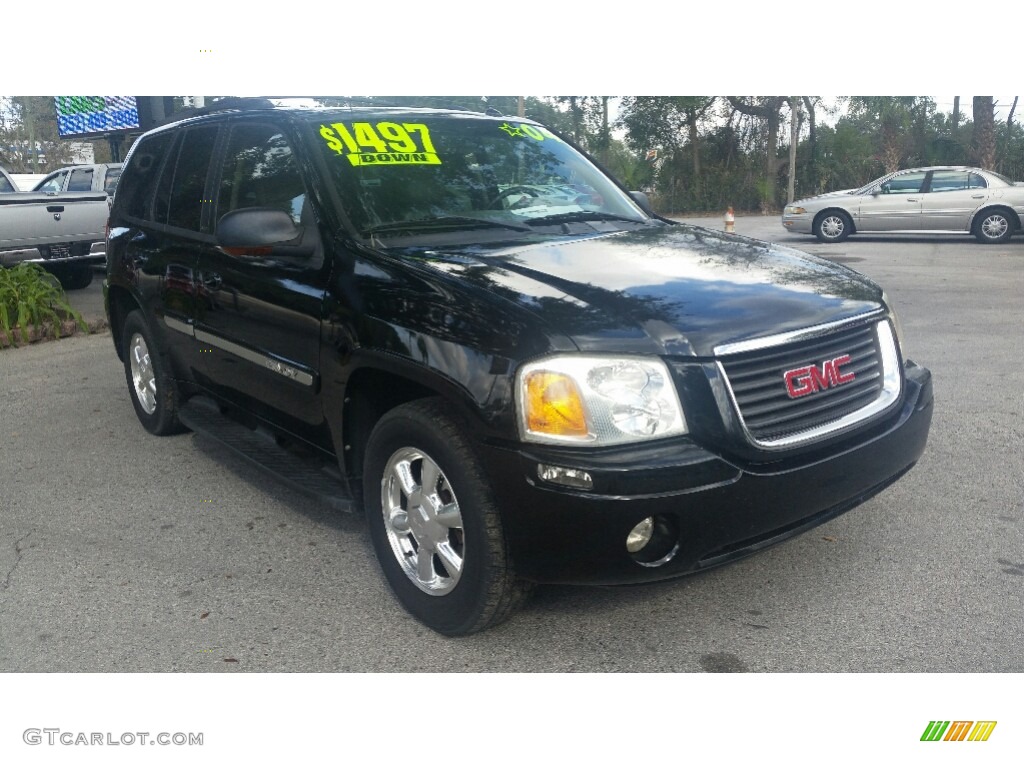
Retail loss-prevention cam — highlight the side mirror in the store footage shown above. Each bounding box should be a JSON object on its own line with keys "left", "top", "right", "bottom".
{"left": 629, "top": 190, "right": 654, "bottom": 215}
{"left": 216, "top": 207, "right": 300, "bottom": 247}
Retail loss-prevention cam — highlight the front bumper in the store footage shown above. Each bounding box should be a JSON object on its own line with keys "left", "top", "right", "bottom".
{"left": 781, "top": 213, "right": 813, "bottom": 234}
{"left": 479, "top": 362, "right": 933, "bottom": 585}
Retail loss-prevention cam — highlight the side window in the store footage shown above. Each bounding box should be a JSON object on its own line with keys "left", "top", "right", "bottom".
{"left": 216, "top": 122, "right": 307, "bottom": 227}
{"left": 36, "top": 171, "right": 66, "bottom": 193}
{"left": 103, "top": 167, "right": 121, "bottom": 195}
{"left": 166, "top": 125, "right": 219, "bottom": 232}
{"left": 882, "top": 172, "right": 927, "bottom": 194}
{"left": 968, "top": 172, "right": 987, "bottom": 189}
{"left": 928, "top": 171, "right": 970, "bottom": 193}
{"left": 0, "top": 174, "right": 14, "bottom": 193}
{"left": 67, "top": 168, "right": 94, "bottom": 191}
{"left": 118, "top": 131, "right": 175, "bottom": 221}
{"left": 153, "top": 133, "right": 182, "bottom": 223}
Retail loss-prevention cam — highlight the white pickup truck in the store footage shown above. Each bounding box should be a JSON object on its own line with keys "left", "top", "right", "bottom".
{"left": 0, "top": 166, "right": 109, "bottom": 289}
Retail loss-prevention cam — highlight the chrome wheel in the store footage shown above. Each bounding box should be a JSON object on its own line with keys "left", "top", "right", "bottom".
{"left": 381, "top": 447, "right": 465, "bottom": 596}
{"left": 129, "top": 332, "right": 157, "bottom": 415}
{"left": 980, "top": 214, "right": 1009, "bottom": 241}
{"left": 820, "top": 215, "right": 846, "bottom": 239}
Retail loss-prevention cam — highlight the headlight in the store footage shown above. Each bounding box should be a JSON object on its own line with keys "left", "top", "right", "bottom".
{"left": 881, "top": 290, "right": 907, "bottom": 358}
{"left": 784, "top": 206, "right": 807, "bottom": 215}
{"left": 516, "top": 355, "right": 687, "bottom": 445}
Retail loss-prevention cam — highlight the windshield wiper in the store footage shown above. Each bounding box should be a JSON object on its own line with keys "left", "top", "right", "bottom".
{"left": 363, "top": 215, "right": 531, "bottom": 235}
{"left": 523, "top": 211, "right": 648, "bottom": 227}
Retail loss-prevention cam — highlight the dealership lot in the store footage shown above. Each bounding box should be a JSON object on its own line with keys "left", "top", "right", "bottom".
{"left": 1, "top": 217, "right": 1021, "bottom": 672}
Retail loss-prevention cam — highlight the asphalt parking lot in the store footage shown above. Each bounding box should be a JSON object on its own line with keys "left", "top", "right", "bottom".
{"left": 1, "top": 216, "right": 1022, "bottom": 672}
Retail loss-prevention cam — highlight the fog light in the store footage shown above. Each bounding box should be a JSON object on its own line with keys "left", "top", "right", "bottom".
{"left": 626, "top": 517, "right": 654, "bottom": 553}
{"left": 537, "top": 463, "right": 593, "bottom": 490}
{"left": 627, "top": 514, "right": 680, "bottom": 567}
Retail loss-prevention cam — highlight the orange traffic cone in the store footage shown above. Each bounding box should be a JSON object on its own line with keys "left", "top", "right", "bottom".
{"left": 724, "top": 206, "right": 735, "bottom": 233}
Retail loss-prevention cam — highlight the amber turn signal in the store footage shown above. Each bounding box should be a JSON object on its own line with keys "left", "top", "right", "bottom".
{"left": 522, "top": 371, "right": 589, "bottom": 438}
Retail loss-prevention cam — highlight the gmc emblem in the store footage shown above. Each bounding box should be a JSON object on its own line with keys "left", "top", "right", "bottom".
{"left": 784, "top": 355, "right": 856, "bottom": 398}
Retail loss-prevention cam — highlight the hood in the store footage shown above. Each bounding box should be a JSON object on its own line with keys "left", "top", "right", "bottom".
{"left": 794, "top": 188, "right": 857, "bottom": 204}
{"left": 416, "top": 224, "right": 883, "bottom": 357}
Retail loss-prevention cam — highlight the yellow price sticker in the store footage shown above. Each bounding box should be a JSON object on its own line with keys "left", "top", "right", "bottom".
{"left": 319, "top": 121, "right": 442, "bottom": 167}
{"left": 498, "top": 122, "right": 563, "bottom": 142}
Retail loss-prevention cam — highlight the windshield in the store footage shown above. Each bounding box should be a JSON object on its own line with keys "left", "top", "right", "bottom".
{"left": 311, "top": 113, "right": 648, "bottom": 241}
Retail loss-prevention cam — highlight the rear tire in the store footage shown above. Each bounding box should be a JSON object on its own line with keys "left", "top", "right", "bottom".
{"left": 121, "top": 310, "right": 187, "bottom": 435}
{"left": 67, "top": 265, "right": 94, "bottom": 290}
{"left": 973, "top": 208, "right": 1015, "bottom": 244}
{"left": 363, "top": 398, "right": 532, "bottom": 635}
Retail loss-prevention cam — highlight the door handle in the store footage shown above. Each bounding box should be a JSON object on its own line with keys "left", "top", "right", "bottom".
{"left": 971, "top": 194, "right": 985, "bottom": 199}
{"left": 906, "top": 198, "right": 919, "bottom": 202}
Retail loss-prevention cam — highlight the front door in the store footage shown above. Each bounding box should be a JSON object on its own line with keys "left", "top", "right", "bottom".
{"left": 855, "top": 170, "right": 928, "bottom": 231}
{"left": 191, "top": 120, "right": 331, "bottom": 443}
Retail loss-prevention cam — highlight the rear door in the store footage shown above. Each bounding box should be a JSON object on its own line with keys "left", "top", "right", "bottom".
{"left": 919, "top": 170, "right": 989, "bottom": 230}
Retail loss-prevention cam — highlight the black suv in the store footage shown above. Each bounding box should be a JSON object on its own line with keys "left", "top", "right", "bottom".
{"left": 105, "top": 100, "right": 933, "bottom": 635}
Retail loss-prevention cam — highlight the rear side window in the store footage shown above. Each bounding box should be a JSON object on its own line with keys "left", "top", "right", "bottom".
{"left": 166, "top": 126, "right": 219, "bottom": 232}
{"left": 117, "top": 131, "right": 175, "bottom": 220}
{"left": 67, "top": 168, "right": 94, "bottom": 191}
{"left": 103, "top": 167, "right": 121, "bottom": 195}
{"left": 0, "top": 174, "right": 13, "bottom": 193}
{"left": 928, "top": 170, "right": 971, "bottom": 193}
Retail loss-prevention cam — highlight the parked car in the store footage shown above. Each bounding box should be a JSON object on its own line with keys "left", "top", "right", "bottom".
{"left": 105, "top": 100, "right": 933, "bottom": 635}
{"left": 782, "top": 166, "right": 1024, "bottom": 244}
{"left": 0, "top": 166, "right": 17, "bottom": 194}
{"left": 32, "top": 163, "right": 122, "bottom": 196}
{"left": 1, "top": 166, "right": 108, "bottom": 289}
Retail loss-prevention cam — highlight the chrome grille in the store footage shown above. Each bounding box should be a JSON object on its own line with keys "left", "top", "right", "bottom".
{"left": 719, "top": 321, "right": 891, "bottom": 445}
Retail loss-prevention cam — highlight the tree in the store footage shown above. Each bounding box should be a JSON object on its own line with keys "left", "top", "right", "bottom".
{"left": 726, "top": 97, "right": 787, "bottom": 210}
{"left": 972, "top": 96, "right": 996, "bottom": 169}
{"left": 847, "top": 97, "right": 934, "bottom": 173}
{"left": 0, "top": 97, "right": 75, "bottom": 172}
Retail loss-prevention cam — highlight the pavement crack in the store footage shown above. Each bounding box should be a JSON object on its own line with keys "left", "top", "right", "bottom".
{"left": 2, "top": 531, "right": 34, "bottom": 592}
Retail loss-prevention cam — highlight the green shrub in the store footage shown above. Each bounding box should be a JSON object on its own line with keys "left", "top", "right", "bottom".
{"left": 0, "top": 263, "right": 87, "bottom": 344}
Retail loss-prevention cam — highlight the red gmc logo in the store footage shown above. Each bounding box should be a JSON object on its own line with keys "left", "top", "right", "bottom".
{"left": 784, "top": 355, "right": 856, "bottom": 398}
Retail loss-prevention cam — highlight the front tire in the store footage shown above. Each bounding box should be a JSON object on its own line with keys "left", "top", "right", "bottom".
{"left": 363, "top": 398, "right": 531, "bottom": 635}
{"left": 121, "top": 310, "right": 186, "bottom": 435}
{"left": 973, "top": 209, "right": 1015, "bottom": 244}
{"left": 813, "top": 210, "right": 853, "bottom": 243}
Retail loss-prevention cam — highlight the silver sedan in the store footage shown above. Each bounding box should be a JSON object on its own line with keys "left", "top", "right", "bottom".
{"left": 782, "top": 166, "right": 1024, "bottom": 244}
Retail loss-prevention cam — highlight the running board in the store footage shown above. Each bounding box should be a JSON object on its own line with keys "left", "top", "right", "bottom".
{"left": 178, "top": 398, "right": 356, "bottom": 513}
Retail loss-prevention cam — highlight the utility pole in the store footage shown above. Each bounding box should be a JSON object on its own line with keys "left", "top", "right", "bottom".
{"left": 787, "top": 97, "right": 800, "bottom": 204}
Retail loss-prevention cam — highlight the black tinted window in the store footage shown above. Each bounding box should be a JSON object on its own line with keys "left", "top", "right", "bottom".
{"left": 217, "top": 123, "right": 306, "bottom": 225}
{"left": 68, "top": 168, "right": 94, "bottom": 191}
{"left": 103, "top": 167, "right": 121, "bottom": 195}
{"left": 166, "top": 126, "right": 219, "bottom": 231}
{"left": 118, "top": 131, "right": 175, "bottom": 220}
